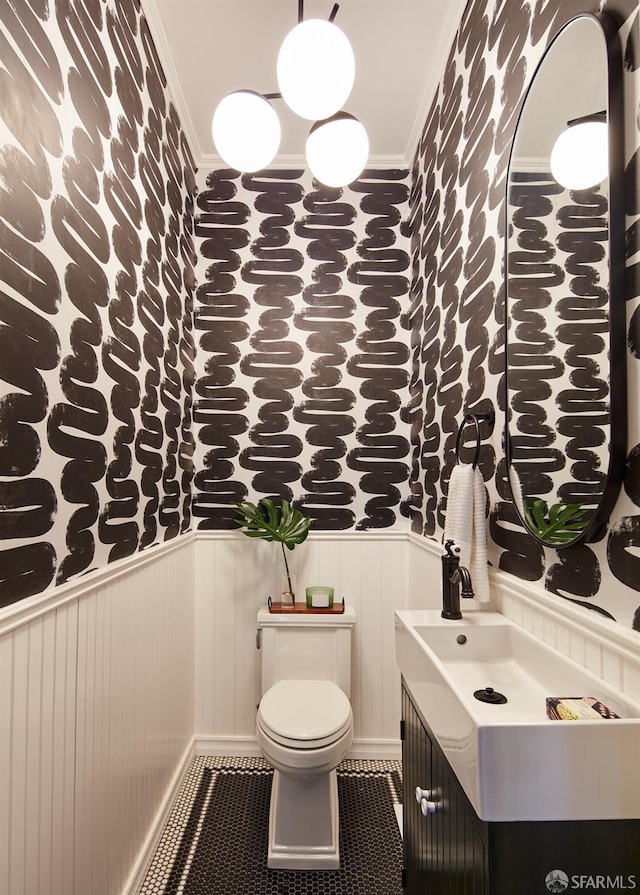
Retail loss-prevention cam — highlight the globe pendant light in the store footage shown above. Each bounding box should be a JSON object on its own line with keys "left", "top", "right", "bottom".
{"left": 277, "top": 18, "right": 355, "bottom": 121}
{"left": 550, "top": 119, "right": 608, "bottom": 190}
{"left": 306, "top": 112, "right": 369, "bottom": 187}
{"left": 212, "top": 90, "right": 281, "bottom": 172}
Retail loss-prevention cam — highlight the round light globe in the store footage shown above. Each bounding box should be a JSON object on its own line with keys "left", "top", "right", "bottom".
{"left": 212, "top": 90, "right": 281, "bottom": 172}
{"left": 306, "top": 113, "right": 369, "bottom": 188}
{"left": 277, "top": 19, "right": 355, "bottom": 121}
{"left": 550, "top": 121, "right": 608, "bottom": 190}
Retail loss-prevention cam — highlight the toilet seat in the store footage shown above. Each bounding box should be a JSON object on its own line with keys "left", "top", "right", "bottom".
{"left": 258, "top": 680, "right": 352, "bottom": 749}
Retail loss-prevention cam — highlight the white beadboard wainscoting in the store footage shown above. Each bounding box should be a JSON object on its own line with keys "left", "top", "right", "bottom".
{"left": 0, "top": 536, "right": 194, "bottom": 895}
{"left": 3, "top": 528, "right": 640, "bottom": 895}
{"left": 194, "top": 530, "right": 640, "bottom": 758}
{"left": 193, "top": 530, "right": 414, "bottom": 758}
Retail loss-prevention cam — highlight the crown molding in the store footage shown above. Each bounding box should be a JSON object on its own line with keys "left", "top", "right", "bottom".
{"left": 140, "top": 0, "right": 205, "bottom": 163}
{"left": 510, "top": 156, "right": 553, "bottom": 173}
{"left": 140, "top": 0, "right": 445, "bottom": 174}
{"left": 195, "top": 150, "right": 411, "bottom": 173}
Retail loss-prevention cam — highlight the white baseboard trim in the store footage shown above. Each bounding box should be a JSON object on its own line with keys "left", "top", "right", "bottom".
{"left": 120, "top": 737, "right": 195, "bottom": 895}
{"left": 195, "top": 735, "right": 262, "bottom": 756}
{"left": 195, "top": 735, "right": 401, "bottom": 761}
{"left": 347, "top": 739, "right": 402, "bottom": 760}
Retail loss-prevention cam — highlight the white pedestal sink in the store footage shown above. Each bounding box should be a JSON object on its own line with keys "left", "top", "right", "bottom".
{"left": 395, "top": 609, "right": 640, "bottom": 822}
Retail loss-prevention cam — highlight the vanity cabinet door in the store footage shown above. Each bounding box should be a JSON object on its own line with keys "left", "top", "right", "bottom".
{"left": 402, "top": 685, "right": 487, "bottom": 894}
{"left": 402, "top": 685, "right": 433, "bottom": 894}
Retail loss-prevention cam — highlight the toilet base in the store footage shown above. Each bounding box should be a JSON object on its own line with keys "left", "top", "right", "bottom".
{"left": 267, "top": 769, "right": 340, "bottom": 869}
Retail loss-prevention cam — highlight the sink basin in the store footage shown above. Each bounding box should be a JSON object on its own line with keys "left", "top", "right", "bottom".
{"left": 395, "top": 609, "right": 640, "bottom": 822}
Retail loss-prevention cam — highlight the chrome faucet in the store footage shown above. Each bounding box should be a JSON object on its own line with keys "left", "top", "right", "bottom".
{"left": 441, "top": 540, "right": 475, "bottom": 620}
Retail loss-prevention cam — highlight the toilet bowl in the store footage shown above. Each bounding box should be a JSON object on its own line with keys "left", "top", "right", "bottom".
{"left": 256, "top": 605, "right": 356, "bottom": 869}
{"left": 257, "top": 680, "right": 354, "bottom": 869}
{"left": 257, "top": 679, "right": 353, "bottom": 775}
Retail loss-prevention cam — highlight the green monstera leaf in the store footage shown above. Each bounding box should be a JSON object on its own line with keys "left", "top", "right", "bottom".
{"left": 233, "top": 498, "right": 311, "bottom": 549}
{"left": 233, "top": 498, "right": 311, "bottom": 597}
{"left": 523, "top": 499, "right": 589, "bottom": 545}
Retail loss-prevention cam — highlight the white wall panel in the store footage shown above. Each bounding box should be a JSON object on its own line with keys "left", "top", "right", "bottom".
{"left": 194, "top": 532, "right": 411, "bottom": 754}
{"left": 0, "top": 603, "right": 78, "bottom": 895}
{"left": 74, "top": 541, "right": 194, "bottom": 895}
{"left": 4, "top": 530, "right": 638, "bottom": 895}
{"left": 0, "top": 630, "right": 12, "bottom": 892}
{"left": 0, "top": 537, "right": 193, "bottom": 895}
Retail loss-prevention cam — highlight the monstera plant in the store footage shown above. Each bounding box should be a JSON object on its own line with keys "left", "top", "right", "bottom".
{"left": 523, "top": 499, "right": 588, "bottom": 545}
{"left": 233, "top": 497, "right": 311, "bottom": 600}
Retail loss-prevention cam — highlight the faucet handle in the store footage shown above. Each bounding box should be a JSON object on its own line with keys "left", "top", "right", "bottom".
{"left": 444, "top": 539, "right": 461, "bottom": 558}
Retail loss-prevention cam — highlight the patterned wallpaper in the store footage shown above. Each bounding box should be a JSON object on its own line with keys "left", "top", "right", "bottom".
{"left": 1, "top": 0, "right": 639, "bottom": 632}
{"left": 0, "top": 0, "right": 197, "bottom": 608}
{"left": 191, "top": 168, "right": 412, "bottom": 531}
{"left": 407, "top": 0, "right": 640, "bottom": 629}
{"left": 507, "top": 173, "right": 610, "bottom": 522}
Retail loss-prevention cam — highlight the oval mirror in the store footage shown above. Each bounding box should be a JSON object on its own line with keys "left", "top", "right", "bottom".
{"left": 505, "top": 12, "right": 626, "bottom": 548}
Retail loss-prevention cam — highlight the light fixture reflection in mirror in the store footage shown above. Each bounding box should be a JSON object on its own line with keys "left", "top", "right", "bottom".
{"left": 212, "top": 90, "right": 281, "bottom": 172}
{"left": 277, "top": 18, "right": 355, "bottom": 120}
{"left": 550, "top": 118, "right": 608, "bottom": 190}
{"left": 306, "top": 112, "right": 369, "bottom": 187}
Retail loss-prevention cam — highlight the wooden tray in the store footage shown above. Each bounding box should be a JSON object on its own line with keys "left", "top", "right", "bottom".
{"left": 267, "top": 597, "right": 345, "bottom": 614}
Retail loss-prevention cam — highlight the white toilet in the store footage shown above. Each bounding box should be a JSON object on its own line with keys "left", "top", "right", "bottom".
{"left": 256, "top": 604, "right": 356, "bottom": 870}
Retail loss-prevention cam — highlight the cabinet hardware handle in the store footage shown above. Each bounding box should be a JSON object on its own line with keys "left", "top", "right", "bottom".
{"left": 421, "top": 797, "right": 437, "bottom": 816}
{"left": 415, "top": 786, "right": 433, "bottom": 803}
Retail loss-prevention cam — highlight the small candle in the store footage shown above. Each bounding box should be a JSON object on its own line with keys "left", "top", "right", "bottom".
{"left": 305, "top": 586, "right": 334, "bottom": 609}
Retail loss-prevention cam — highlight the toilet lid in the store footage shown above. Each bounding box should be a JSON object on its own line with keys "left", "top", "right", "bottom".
{"left": 258, "top": 680, "right": 352, "bottom": 745}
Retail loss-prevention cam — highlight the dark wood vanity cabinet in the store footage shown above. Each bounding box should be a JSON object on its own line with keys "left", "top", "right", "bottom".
{"left": 402, "top": 685, "right": 486, "bottom": 894}
{"left": 401, "top": 682, "right": 640, "bottom": 895}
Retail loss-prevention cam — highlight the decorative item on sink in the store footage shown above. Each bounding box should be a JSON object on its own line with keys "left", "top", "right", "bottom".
{"left": 233, "top": 497, "right": 311, "bottom": 604}
{"left": 546, "top": 696, "right": 620, "bottom": 720}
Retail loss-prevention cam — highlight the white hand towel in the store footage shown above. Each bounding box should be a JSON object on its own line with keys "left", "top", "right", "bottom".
{"left": 470, "top": 466, "right": 490, "bottom": 603}
{"left": 444, "top": 464, "right": 474, "bottom": 569}
{"left": 444, "top": 463, "right": 490, "bottom": 605}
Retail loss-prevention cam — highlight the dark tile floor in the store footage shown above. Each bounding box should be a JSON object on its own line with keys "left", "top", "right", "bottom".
{"left": 139, "top": 756, "right": 403, "bottom": 895}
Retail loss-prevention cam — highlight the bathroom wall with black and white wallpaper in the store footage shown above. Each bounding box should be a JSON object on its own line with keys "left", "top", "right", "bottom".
{"left": 402, "top": 0, "right": 640, "bottom": 630}
{"left": 1, "top": 0, "right": 639, "bottom": 631}
{"left": 190, "top": 167, "right": 412, "bottom": 532}
{"left": 191, "top": 0, "right": 640, "bottom": 629}
{"left": 0, "top": 0, "right": 197, "bottom": 606}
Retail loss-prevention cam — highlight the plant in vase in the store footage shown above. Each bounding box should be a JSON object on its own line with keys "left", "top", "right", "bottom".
{"left": 233, "top": 497, "right": 311, "bottom": 603}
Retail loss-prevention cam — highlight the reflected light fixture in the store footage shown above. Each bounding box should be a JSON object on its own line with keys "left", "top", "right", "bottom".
{"left": 277, "top": 17, "right": 355, "bottom": 120}
{"left": 306, "top": 112, "right": 369, "bottom": 187}
{"left": 210, "top": 1, "right": 368, "bottom": 188}
{"left": 211, "top": 90, "right": 281, "bottom": 172}
{"left": 550, "top": 111, "right": 608, "bottom": 190}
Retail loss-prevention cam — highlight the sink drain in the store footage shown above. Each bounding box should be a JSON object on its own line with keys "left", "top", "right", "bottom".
{"left": 474, "top": 686, "right": 507, "bottom": 704}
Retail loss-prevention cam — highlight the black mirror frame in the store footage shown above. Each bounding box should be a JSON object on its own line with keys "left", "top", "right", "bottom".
{"left": 504, "top": 11, "right": 627, "bottom": 548}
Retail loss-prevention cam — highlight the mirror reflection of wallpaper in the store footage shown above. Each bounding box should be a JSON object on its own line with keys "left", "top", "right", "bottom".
{"left": 507, "top": 170, "right": 610, "bottom": 517}
{"left": 407, "top": 0, "right": 640, "bottom": 630}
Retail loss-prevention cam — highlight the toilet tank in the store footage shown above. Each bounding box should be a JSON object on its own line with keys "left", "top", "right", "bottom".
{"left": 257, "top": 606, "right": 356, "bottom": 698}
